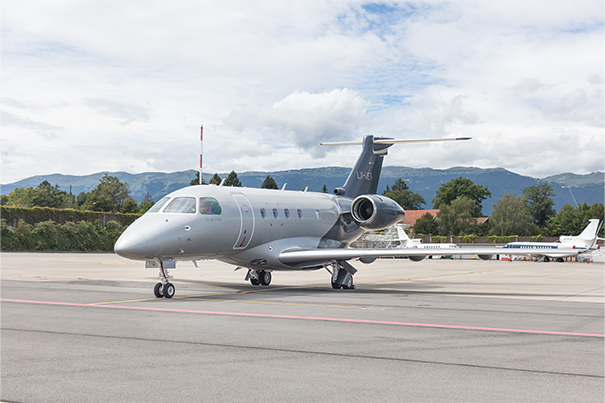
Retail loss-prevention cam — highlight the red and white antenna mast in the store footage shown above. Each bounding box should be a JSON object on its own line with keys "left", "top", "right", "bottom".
{"left": 199, "top": 125, "right": 203, "bottom": 185}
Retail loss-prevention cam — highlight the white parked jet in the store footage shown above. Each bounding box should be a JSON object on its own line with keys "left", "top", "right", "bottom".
{"left": 361, "top": 224, "right": 459, "bottom": 260}
{"left": 393, "top": 225, "right": 460, "bottom": 260}
{"left": 501, "top": 219, "right": 602, "bottom": 262}
{"left": 114, "top": 136, "right": 586, "bottom": 298}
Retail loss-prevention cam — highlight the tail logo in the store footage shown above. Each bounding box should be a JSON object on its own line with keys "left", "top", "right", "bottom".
{"left": 356, "top": 171, "right": 372, "bottom": 181}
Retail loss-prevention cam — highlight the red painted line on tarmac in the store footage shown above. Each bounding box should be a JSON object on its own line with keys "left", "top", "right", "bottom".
{"left": 2, "top": 298, "right": 603, "bottom": 338}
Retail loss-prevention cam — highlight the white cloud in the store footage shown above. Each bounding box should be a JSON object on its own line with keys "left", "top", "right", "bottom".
{"left": 224, "top": 89, "right": 367, "bottom": 157}
{"left": 1, "top": 0, "right": 603, "bottom": 184}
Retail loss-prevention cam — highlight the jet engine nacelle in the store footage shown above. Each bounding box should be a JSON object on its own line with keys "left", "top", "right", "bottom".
{"left": 408, "top": 255, "right": 426, "bottom": 262}
{"left": 350, "top": 194, "right": 405, "bottom": 231}
{"left": 477, "top": 254, "right": 493, "bottom": 261}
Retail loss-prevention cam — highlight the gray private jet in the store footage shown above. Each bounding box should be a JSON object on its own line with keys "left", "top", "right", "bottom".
{"left": 114, "top": 136, "right": 585, "bottom": 298}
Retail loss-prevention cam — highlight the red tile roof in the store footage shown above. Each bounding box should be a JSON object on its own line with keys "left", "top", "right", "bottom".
{"left": 400, "top": 209, "right": 489, "bottom": 227}
{"left": 401, "top": 210, "right": 439, "bottom": 227}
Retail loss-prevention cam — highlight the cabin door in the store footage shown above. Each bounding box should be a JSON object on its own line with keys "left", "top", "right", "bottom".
{"left": 232, "top": 194, "right": 255, "bottom": 249}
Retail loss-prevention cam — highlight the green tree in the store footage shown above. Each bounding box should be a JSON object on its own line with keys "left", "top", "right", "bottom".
{"left": 81, "top": 174, "right": 134, "bottom": 212}
{"left": 121, "top": 198, "right": 139, "bottom": 214}
{"left": 382, "top": 178, "right": 426, "bottom": 210}
{"left": 0, "top": 195, "right": 8, "bottom": 206}
{"left": 190, "top": 171, "right": 207, "bottom": 186}
{"left": 523, "top": 183, "right": 555, "bottom": 228}
{"left": 321, "top": 184, "right": 328, "bottom": 193}
{"left": 261, "top": 175, "right": 278, "bottom": 189}
{"left": 546, "top": 202, "right": 604, "bottom": 237}
{"left": 33, "top": 181, "right": 71, "bottom": 208}
{"left": 224, "top": 171, "right": 242, "bottom": 187}
{"left": 209, "top": 173, "right": 222, "bottom": 185}
{"left": 437, "top": 196, "right": 478, "bottom": 236}
{"left": 412, "top": 212, "right": 438, "bottom": 235}
{"left": 432, "top": 176, "right": 491, "bottom": 217}
{"left": 5, "top": 186, "right": 37, "bottom": 207}
{"left": 489, "top": 192, "right": 535, "bottom": 236}
{"left": 5, "top": 181, "right": 69, "bottom": 208}
{"left": 75, "top": 191, "right": 90, "bottom": 208}
{"left": 138, "top": 193, "right": 155, "bottom": 214}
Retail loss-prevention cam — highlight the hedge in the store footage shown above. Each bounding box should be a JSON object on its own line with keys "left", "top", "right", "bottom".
{"left": 1, "top": 218, "right": 125, "bottom": 252}
{"left": 1, "top": 206, "right": 140, "bottom": 228}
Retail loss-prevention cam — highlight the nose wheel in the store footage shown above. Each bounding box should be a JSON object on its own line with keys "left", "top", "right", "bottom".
{"left": 154, "top": 258, "right": 176, "bottom": 298}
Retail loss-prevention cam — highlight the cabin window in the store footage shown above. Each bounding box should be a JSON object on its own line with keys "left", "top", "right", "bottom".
{"left": 272, "top": 208, "right": 279, "bottom": 219}
{"left": 260, "top": 208, "right": 267, "bottom": 219}
{"left": 199, "top": 197, "right": 222, "bottom": 215}
{"left": 297, "top": 209, "right": 303, "bottom": 219}
{"left": 147, "top": 197, "right": 170, "bottom": 213}
{"left": 284, "top": 209, "right": 291, "bottom": 219}
{"left": 164, "top": 197, "right": 197, "bottom": 214}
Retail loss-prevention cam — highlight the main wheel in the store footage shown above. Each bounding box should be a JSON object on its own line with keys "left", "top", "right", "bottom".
{"left": 259, "top": 271, "right": 272, "bottom": 286}
{"left": 163, "top": 282, "right": 175, "bottom": 299}
{"left": 331, "top": 281, "right": 342, "bottom": 289}
{"left": 154, "top": 282, "right": 163, "bottom": 298}
{"left": 250, "top": 277, "right": 260, "bottom": 286}
{"left": 342, "top": 275, "right": 355, "bottom": 290}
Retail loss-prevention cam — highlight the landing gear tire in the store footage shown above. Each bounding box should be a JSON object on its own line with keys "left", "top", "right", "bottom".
{"left": 342, "top": 275, "right": 355, "bottom": 290}
{"left": 163, "top": 282, "right": 175, "bottom": 299}
{"left": 154, "top": 282, "right": 163, "bottom": 298}
{"left": 259, "top": 270, "right": 272, "bottom": 286}
{"left": 544, "top": 256, "right": 550, "bottom": 263}
{"left": 250, "top": 278, "right": 260, "bottom": 286}
{"left": 331, "top": 281, "right": 342, "bottom": 290}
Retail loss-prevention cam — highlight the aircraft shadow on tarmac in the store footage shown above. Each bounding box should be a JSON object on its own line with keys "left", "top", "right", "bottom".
{"left": 157, "top": 277, "right": 579, "bottom": 301}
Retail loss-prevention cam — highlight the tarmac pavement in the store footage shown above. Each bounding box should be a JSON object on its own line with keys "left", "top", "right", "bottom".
{"left": 1, "top": 253, "right": 603, "bottom": 402}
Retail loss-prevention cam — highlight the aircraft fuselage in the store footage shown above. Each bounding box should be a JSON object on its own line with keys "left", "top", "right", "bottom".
{"left": 115, "top": 184, "right": 363, "bottom": 271}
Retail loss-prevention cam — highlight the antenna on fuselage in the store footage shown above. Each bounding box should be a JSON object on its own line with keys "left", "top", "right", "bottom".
{"left": 199, "top": 125, "right": 204, "bottom": 185}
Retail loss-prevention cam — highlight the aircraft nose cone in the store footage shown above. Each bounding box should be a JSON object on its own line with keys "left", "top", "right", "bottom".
{"left": 114, "top": 232, "right": 149, "bottom": 259}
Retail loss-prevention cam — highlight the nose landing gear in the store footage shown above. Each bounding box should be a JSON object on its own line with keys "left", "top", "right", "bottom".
{"left": 153, "top": 258, "right": 176, "bottom": 298}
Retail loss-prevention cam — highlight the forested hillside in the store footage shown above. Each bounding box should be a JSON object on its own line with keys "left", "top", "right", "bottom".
{"left": 3, "top": 168, "right": 603, "bottom": 215}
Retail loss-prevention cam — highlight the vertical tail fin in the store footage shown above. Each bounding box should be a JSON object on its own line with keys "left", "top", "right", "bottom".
{"left": 333, "top": 135, "right": 393, "bottom": 198}
{"left": 579, "top": 219, "right": 601, "bottom": 241}
{"left": 395, "top": 224, "right": 411, "bottom": 243}
{"left": 321, "top": 136, "right": 471, "bottom": 198}
{"left": 560, "top": 219, "right": 602, "bottom": 247}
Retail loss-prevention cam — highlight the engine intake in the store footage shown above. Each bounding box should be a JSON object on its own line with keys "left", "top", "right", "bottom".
{"left": 351, "top": 195, "right": 405, "bottom": 230}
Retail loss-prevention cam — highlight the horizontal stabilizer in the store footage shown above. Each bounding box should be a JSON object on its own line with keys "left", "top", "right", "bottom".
{"left": 321, "top": 137, "right": 471, "bottom": 146}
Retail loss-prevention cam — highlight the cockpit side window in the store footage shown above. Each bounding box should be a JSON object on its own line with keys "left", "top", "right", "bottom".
{"left": 199, "top": 197, "right": 222, "bottom": 215}
{"left": 147, "top": 197, "right": 170, "bottom": 213}
{"left": 163, "top": 197, "right": 197, "bottom": 214}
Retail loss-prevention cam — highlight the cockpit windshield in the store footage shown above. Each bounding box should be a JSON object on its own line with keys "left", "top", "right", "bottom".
{"left": 146, "top": 197, "right": 170, "bottom": 213}
{"left": 163, "top": 197, "right": 197, "bottom": 214}
{"left": 199, "top": 197, "right": 222, "bottom": 215}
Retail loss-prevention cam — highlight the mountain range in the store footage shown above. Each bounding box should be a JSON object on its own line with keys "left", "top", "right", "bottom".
{"left": 2, "top": 167, "right": 603, "bottom": 216}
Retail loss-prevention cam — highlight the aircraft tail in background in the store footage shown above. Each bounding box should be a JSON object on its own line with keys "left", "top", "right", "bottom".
{"left": 560, "top": 219, "right": 602, "bottom": 248}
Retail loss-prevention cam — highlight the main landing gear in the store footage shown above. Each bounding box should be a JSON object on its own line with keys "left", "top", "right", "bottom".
{"left": 328, "top": 260, "right": 357, "bottom": 290}
{"left": 153, "top": 258, "right": 176, "bottom": 299}
{"left": 246, "top": 269, "right": 272, "bottom": 286}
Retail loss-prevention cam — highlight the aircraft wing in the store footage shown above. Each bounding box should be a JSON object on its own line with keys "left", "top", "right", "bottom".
{"left": 278, "top": 246, "right": 588, "bottom": 266}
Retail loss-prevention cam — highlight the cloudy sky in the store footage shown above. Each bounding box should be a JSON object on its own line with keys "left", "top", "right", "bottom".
{"left": 2, "top": 0, "right": 603, "bottom": 184}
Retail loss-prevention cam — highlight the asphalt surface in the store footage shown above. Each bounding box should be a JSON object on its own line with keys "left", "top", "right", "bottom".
{"left": 1, "top": 253, "right": 603, "bottom": 402}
